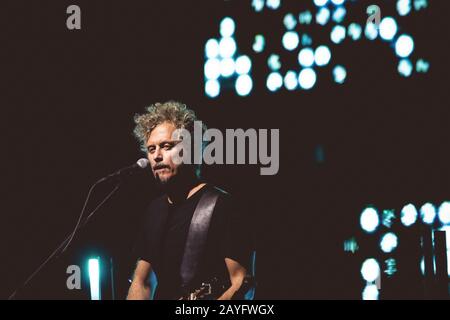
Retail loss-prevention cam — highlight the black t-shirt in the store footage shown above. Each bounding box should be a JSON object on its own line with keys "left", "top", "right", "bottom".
{"left": 135, "top": 184, "right": 252, "bottom": 299}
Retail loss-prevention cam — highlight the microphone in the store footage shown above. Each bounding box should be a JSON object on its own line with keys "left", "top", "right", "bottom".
{"left": 98, "top": 158, "right": 149, "bottom": 182}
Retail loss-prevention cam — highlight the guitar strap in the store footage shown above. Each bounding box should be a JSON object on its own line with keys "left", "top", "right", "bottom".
{"left": 179, "top": 186, "right": 223, "bottom": 288}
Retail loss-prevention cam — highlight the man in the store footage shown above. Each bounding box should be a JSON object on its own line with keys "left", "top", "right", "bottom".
{"left": 127, "top": 101, "right": 253, "bottom": 300}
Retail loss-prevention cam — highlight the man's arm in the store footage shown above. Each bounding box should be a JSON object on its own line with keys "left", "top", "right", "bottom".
{"left": 126, "top": 259, "right": 153, "bottom": 300}
{"left": 218, "top": 257, "right": 247, "bottom": 300}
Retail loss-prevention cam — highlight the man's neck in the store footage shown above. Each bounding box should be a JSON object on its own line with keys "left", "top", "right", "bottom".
{"left": 166, "top": 181, "right": 207, "bottom": 204}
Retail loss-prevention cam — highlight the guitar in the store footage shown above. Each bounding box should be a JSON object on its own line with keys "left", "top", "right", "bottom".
{"left": 178, "top": 277, "right": 228, "bottom": 300}
{"left": 178, "top": 275, "right": 256, "bottom": 300}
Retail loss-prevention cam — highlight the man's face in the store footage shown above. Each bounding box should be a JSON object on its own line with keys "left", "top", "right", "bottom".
{"left": 146, "top": 122, "right": 183, "bottom": 185}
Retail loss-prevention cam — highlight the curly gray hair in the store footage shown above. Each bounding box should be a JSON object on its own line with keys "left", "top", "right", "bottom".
{"left": 133, "top": 100, "right": 205, "bottom": 152}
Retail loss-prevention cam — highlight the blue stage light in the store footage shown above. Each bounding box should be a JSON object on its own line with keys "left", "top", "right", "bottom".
{"left": 420, "top": 203, "right": 436, "bottom": 224}
{"left": 379, "top": 17, "right": 398, "bottom": 41}
{"left": 205, "top": 79, "right": 220, "bottom": 98}
{"left": 298, "top": 48, "right": 315, "bottom": 67}
{"left": 266, "top": 72, "right": 283, "bottom": 92}
{"left": 298, "top": 68, "right": 317, "bottom": 90}
{"left": 205, "top": 39, "right": 219, "bottom": 59}
{"left": 360, "top": 207, "right": 379, "bottom": 233}
{"left": 88, "top": 258, "right": 101, "bottom": 300}
{"left": 284, "top": 71, "right": 298, "bottom": 90}
{"left": 380, "top": 232, "right": 399, "bottom": 253}
{"left": 395, "top": 34, "right": 414, "bottom": 58}
{"left": 331, "top": 25, "right": 346, "bottom": 44}
{"left": 235, "top": 74, "right": 253, "bottom": 96}
{"left": 204, "top": 58, "right": 221, "bottom": 80}
{"left": 333, "top": 65, "right": 347, "bottom": 84}
{"left": 314, "top": 45, "right": 331, "bottom": 67}
{"left": 400, "top": 203, "right": 418, "bottom": 226}
{"left": 219, "top": 37, "right": 237, "bottom": 58}
{"left": 282, "top": 31, "right": 300, "bottom": 51}
{"left": 235, "top": 55, "right": 252, "bottom": 75}
{"left": 220, "top": 17, "right": 235, "bottom": 38}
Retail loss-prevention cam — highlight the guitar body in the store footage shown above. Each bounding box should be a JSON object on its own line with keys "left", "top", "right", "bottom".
{"left": 179, "top": 277, "right": 229, "bottom": 300}
{"left": 178, "top": 275, "right": 256, "bottom": 300}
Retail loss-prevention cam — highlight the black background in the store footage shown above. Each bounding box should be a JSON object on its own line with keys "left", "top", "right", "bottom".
{"left": 2, "top": 0, "right": 449, "bottom": 299}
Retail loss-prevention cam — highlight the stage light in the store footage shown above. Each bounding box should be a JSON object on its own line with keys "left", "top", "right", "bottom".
{"left": 298, "top": 10, "right": 313, "bottom": 25}
{"left": 420, "top": 203, "right": 436, "bottom": 224}
{"left": 268, "top": 54, "right": 281, "bottom": 71}
{"left": 219, "top": 37, "right": 237, "bottom": 58}
{"left": 314, "top": 45, "right": 331, "bottom": 67}
{"left": 398, "top": 59, "right": 413, "bottom": 77}
{"left": 316, "top": 7, "right": 330, "bottom": 26}
{"left": 205, "top": 39, "right": 219, "bottom": 59}
{"left": 301, "top": 34, "right": 313, "bottom": 46}
{"left": 347, "top": 23, "right": 362, "bottom": 41}
{"left": 205, "top": 79, "right": 220, "bottom": 98}
{"left": 204, "top": 58, "right": 221, "bottom": 80}
{"left": 400, "top": 203, "right": 418, "bottom": 226}
{"left": 379, "top": 17, "right": 398, "bottom": 41}
{"left": 235, "top": 74, "right": 253, "bottom": 96}
{"left": 331, "top": 25, "right": 346, "bottom": 44}
{"left": 397, "top": 0, "right": 412, "bottom": 16}
{"left": 266, "top": 72, "right": 283, "bottom": 92}
{"left": 331, "top": 0, "right": 345, "bottom": 5}
{"left": 361, "top": 258, "right": 380, "bottom": 282}
{"left": 266, "top": 0, "right": 281, "bottom": 10}
{"left": 360, "top": 207, "right": 380, "bottom": 233}
{"left": 438, "top": 201, "right": 450, "bottom": 225}
{"left": 220, "top": 17, "right": 235, "bottom": 38}
{"left": 235, "top": 55, "right": 252, "bottom": 75}
{"left": 282, "top": 31, "right": 300, "bottom": 51}
{"left": 284, "top": 71, "right": 298, "bottom": 90}
{"left": 395, "top": 34, "right": 414, "bottom": 58}
{"left": 298, "top": 48, "right": 315, "bottom": 67}
{"left": 364, "top": 22, "right": 378, "bottom": 40}
{"left": 419, "top": 255, "right": 436, "bottom": 276}
{"left": 313, "top": 0, "right": 328, "bottom": 6}
{"left": 88, "top": 258, "right": 101, "bottom": 300}
{"left": 416, "top": 59, "right": 430, "bottom": 73}
{"left": 385, "top": 258, "right": 397, "bottom": 276}
{"left": 343, "top": 237, "right": 359, "bottom": 253}
{"left": 284, "top": 13, "right": 297, "bottom": 30}
{"left": 362, "top": 283, "right": 379, "bottom": 300}
{"left": 332, "top": 6, "right": 346, "bottom": 23}
{"left": 438, "top": 225, "right": 450, "bottom": 276}
{"left": 220, "top": 58, "right": 235, "bottom": 77}
{"left": 252, "top": 0, "right": 264, "bottom": 12}
{"left": 420, "top": 256, "right": 425, "bottom": 275}
{"left": 414, "top": 0, "right": 428, "bottom": 11}
{"left": 380, "top": 232, "right": 398, "bottom": 253}
{"left": 253, "top": 34, "right": 265, "bottom": 53}
{"left": 382, "top": 209, "right": 396, "bottom": 228}
{"left": 298, "top": 68, "right": 317, "bottom": 90}
{"left": 333, "top": 65, "right": 346, "bottom": 84}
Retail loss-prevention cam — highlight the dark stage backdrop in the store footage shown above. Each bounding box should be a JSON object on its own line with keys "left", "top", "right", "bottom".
{"left": 2, "top": 0, "right": 449, "bottom": 299}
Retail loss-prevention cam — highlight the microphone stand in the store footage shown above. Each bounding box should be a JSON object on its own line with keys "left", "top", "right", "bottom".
{"left": 8, "top": 177, "right": 122, "bottom": 300}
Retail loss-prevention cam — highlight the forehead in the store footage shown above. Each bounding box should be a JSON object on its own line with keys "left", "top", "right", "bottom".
{"left": 146, "top": 122, "right": 178, "bottom": 145}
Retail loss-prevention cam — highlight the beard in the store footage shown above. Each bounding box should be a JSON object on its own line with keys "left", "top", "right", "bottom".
{"left": 154, "top": 169, "right": 173, "bottom": 186}
{"left": 154, "top": 164, "right": 198, "bottom": 193}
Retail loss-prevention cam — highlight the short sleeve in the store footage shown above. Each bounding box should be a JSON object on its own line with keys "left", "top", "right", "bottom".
{"left": 217, "top": 194, "right": 254, "bottom": 271}
{"left": 132, "top": 196, "right": 168, "bottom": 266}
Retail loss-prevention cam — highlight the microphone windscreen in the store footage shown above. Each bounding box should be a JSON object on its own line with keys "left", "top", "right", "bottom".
{"left": 136, "top": 158, "right": 150, "bottom": 169}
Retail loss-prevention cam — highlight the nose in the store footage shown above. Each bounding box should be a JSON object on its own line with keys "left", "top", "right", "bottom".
{"left": 152, "top": 147, "right": 163, "bottom": 163}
